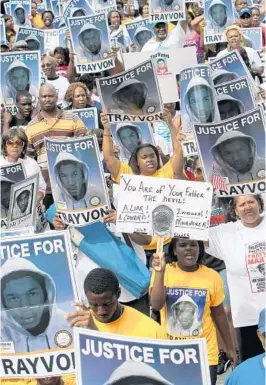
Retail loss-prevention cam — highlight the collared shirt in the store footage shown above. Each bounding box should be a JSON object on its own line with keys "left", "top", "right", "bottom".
{"left": 25, "top": 109, "right": 87, "bottom": 194}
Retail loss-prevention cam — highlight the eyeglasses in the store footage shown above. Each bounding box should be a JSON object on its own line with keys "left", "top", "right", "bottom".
{"left": 7, "top": 140, "right": 23, "bottom": 147}
{"left": 240, "top": 14, "right": 251, "bottom": 18}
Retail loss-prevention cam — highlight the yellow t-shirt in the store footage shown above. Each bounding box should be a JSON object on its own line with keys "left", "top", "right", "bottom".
{"left": 150, "top": 264, "right": 224, "bottom": 365}
{"left": 31, "top": 14, "right": 44, "bottom": 28}
{"left": 92, "top": 305, "right": 166, "bottom": 339}
{"left": 2, "top": 375, "right": 76, "bottom": 385}
{"left": 112, "top": 160, "right": 173, "bottom": 249}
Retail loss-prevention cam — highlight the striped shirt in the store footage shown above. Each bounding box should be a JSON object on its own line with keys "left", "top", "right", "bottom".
{"left": 25, "top": 110, "right": 88, "bottom": 194}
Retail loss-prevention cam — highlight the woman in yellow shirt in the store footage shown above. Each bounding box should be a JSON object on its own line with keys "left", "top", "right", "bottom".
{"left": 150, "top": 238, "right": 238, "bottom": 385}
{"left": 102, "top": 111, "right": 186, "bottom": 253}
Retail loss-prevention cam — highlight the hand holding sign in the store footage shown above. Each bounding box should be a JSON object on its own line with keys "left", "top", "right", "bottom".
{"left": 65, "top": 302, "right": 97, "bottom": 329}
{"left": 152, "top": 252, "right": 166, "bottom": 273}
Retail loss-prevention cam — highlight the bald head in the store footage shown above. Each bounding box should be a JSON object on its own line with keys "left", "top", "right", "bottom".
{"left": 41, "top": 55, "right": 57, "bottom": 78}
{"left": 39, "top": 84, "right": 58, "bottom": 112}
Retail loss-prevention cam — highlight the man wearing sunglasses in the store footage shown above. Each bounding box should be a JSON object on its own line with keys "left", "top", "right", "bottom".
{"left": 238, "top": 7, "right": 252, "bottom": 28}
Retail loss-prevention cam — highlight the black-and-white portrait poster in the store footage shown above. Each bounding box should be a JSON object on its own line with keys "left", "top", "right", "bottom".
{"left": 16, "top": 26, "right": 45, "bottom": 54}
{"left": 110, "top": 122, "right": 156, "bottom": 162}
{"left": 97, "top": 59, "right": 163, "bottom": 123}
{"left": 69, "top": 13, "right": 115, "bottom": 74}
{"left": 193, "top": 107, "right": 266, "bottom": 197}
{"left": 214, "top": 77, "right": 256, "bottom": 119}
{"left": 46, "top": 136, "right": 110, "bottom": 226}
{"left": 0, "top": 162, "right": 26, "bottom": 183}
{"left": 7, "top": 173, "right": 39, "bottom": 229}
{"left": 180, "top": 64, "right": 220, "bottom": 134}
{"left": 149, "top": 0, "right": 185, "bottom": 22}
{"left": 116, "top": 174, "right": 213, "bottom": 240}
{"left": 63, "top": 0, "right": 93, "bottom": 27}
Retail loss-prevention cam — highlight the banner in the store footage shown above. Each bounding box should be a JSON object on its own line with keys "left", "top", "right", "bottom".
{"left": 193, "top": 107, "right": 266, "bottom": 196}
{"left": 242, "top": 27, "right": 263, "bottom": 51}
{"left": 180, "top": 64, "right": 220, "bottom": 134}
{"left": 63, "top": 0, "right": 93, "bottom": 27}
{"left": 46, "top": 136, "right": 110, "bottom": 226}
{"left": 204, "top": 0, "right": 234, "bottom": 44}
{"left": 0, "top": 163, "right": 26, "bottom": 183}
{"left": 97, "top": 59, "right": 163, "bottom": 123}
{"left": 110, "top": 122, "right": 156, "bottom": 162}
{"left": 7, "top": 173, "right": 39, "bottom": 229}
{"left": 69, "top": 13, "right": 115, "bottom": 74}
{"left": 44, "top": 27, "right": 68, "bottom": 53}
{"left": 125, "top": 18, "right": 155, "bottom": 51}
{"left": 214, "top": 77, "right": 256, "bottom": 119}
{"left": 0, "top": 51, "right": 41, "bottom": 108}
{"left": 10, "top": 0, "right": 31, "bottom": 27}
{"left": 246, "top": 241, "right": 266, "bottom": 294}
{"left": 74, "top": 329, "right": 211, "bottom": 385}
{"left": 116, "top": 174, "right": 213, "bottom": 240}
{"left": 0, "top": 231, "right": 77, "bottom": 376}
{"left": 16, "top": 27, "right": 45, "bottom": 54}
{"left": 149, "top": 0, "right": 186, "bottom": 22}
{"left": 72, "top": 107, "right": 99, "bottom": 129}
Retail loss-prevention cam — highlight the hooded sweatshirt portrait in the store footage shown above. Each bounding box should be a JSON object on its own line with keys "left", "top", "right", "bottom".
{"left": 208, "top": 0, "right": 230, "bottom": 31}
{"left": 69, "top": 7, "right": 86, "bottom": 17}
{"left": 115, "top": 123, "right": 143, "bottom": 160}
{"left": 112, "top": 78, "right": 160, "bottom": 115}
{"left": 154, "top": 0, "right": 182, "bottom": 12}
{"left": 13, "top": 5, "right": 31, "bottom": 27}
{"left": 182, "top": 76, "right": 220, "bottom": 133}
{"left": 5, "top": 60, "right": 38, "bottom": 103}
{"left": 168, "top": 294, "right": 203, "bottom": 336}
{"left": 210, "top": 130, "right": 265, "bottom": 183}
{"left": 133, "top": 26, "right": 153, "bottom": 49}
{"left": 1, "top": 177, "right": 15, "bottom": 217}
{"left": 77, "top": 23, "right": 109, "bottom": 62}
{"left": 11, "top": 187, "right": 33, "bottom": 221}
{"left": 1, "top": 258, "right": 73, "bottom": 353}
{"left": 53, "top": 152, "right": 106, "bottom": 210}
{"left": 216, "top": 93, "right": 245, "bottom": 120}
{"left": 25, "top": 34, "right": 40, "bottom": 51}
{"left": 212, "top": 69, "right": 239, "bottom": 85}
{"left": 103, "top": 360, "right": 173, "bottom": 385}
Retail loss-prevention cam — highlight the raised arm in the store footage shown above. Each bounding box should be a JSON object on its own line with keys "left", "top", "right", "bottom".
{"left": 150, "top": 253, "right": 167, "bottom": 311}
{"left": 191, "top": 14, "right": 204, "bottom": 34}
{"left": 101, "top": 113, "right": 121, "bottom": 179}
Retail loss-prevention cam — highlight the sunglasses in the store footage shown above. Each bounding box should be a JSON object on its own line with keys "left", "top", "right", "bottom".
{"left": 7, "top": 139, "right": 24, "bottom": 147}
{"left": 240, "top": 14, "right": 251, "bottom": 18}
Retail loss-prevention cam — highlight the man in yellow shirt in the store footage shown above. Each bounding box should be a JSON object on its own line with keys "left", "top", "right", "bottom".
{"left": 66, "top": 268, "right": 166, "bottom": 339}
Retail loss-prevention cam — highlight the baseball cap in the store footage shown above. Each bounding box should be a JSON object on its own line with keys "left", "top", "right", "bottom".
{"left": 154, "top": 21, "right": 167, "bottom": 27}
{"left": 239, "top": 7, "right": 251, "bottom": 17}
{"left": 258, "top": 308, "right": 266, "bottom": 334}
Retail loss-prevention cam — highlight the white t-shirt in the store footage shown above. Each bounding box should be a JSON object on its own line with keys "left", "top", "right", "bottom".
{"left": 46, "top": 76, "right": 69, "bottom": 108}
{"left": 142, "top": 23, "right": 185, "bottom": 51}
{"left": 207, "top": 217, "right": 266, "bottom": 328}
{"left": 0, "top": 155, "right": 46, "bottom": 193}
{"left": 217, "top": 47, "right": 263, "bottom": 69}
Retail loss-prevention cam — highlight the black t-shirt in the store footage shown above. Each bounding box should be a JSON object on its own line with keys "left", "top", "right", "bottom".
{"left": 10, "top": 115, "right": 31, "bottom": 128}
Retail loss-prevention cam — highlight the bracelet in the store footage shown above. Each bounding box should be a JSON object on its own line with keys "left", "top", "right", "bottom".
{"left": 103, "top": 133, "right": 112, "bottom": 137}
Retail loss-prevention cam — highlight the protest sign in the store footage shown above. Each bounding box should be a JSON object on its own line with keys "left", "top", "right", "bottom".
{"left": 193, "top": 107, "right": 266, "bottom": 196}
{"left": 180, "top": 64, "right": 220, "bottom": 134}
{"left": 0, "top": 51, "right": 41, "bottom": 108}
{"left": 110, "top": 122, "right": 156, "bottom": 162}
{"left": 97, "top": 59, "right": 163, "bottom": 123}
{"left": 0, "top": 231, "right": 77, "bottom": 376}
{"left": 37, "top": 0, "right": 47, "bottom": 14}
{"left": 214, "top": 77, "right": 256, "bottom": 118}
{"left": 4, "top": 3, "right": 10, "bottom": 15}
{"left": 63, "top": 0, "right": 93, "bottom": 27}
{"left": 51, "top": 0, "right": 62, "bottom": 17}
{"left": 204, "top": 0, "right": 234, "bottom": 45}
{"left": 210, "top": 196, "right": 235, "bottom": 226}
{"left": 92, "top": 0, "right": 116, "bottom": 13}
{"left": 74, "top": 329, "right": 211, "bottom": 385}
{"left": 0, "top": 163, "right": 26, "bottom": 183}
{"left": 69, "top": 14, "right": 114, "bottom": 74}
{"left": 72, "top": 107, "right": 99, "bottom": 129}
{"left": 125, "top": 18, "right": 155, "bottom": 51}
{"left": 10, "top": 0, "right": 31, "bottom": 28}
{"left": 242, "top": 27, "right": 263, "bottom": 51}
{"left": 7, "top": 173, "right": 39, "bottom": 229}
{"left": 182, "top": 136, "right": 198, "bottom": 157}
{"left": 44, "top": 28, "right": 68, "bottom": 53}
{"left": 16, "top": 27, "right": 45, "bottom": 54}
{"left": 149, "top": 0, "right": 185, "bottom": 22}
{"left": 246, "top": 241, "right": 266, "bottom": 294}
{"left": 116, "top": 174, "right": 213, "bottom": 240}
{"left": 1, "top": 226, "right": 34, "bottom": 238}
{"left": 209, "top": 50, "right": 257, "bottom": 94}
{"left": 46, "top": 136, "right": 110, "bottom": 226}
{"left": 0, "top": 16, "right": 7, "bottom": 46}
